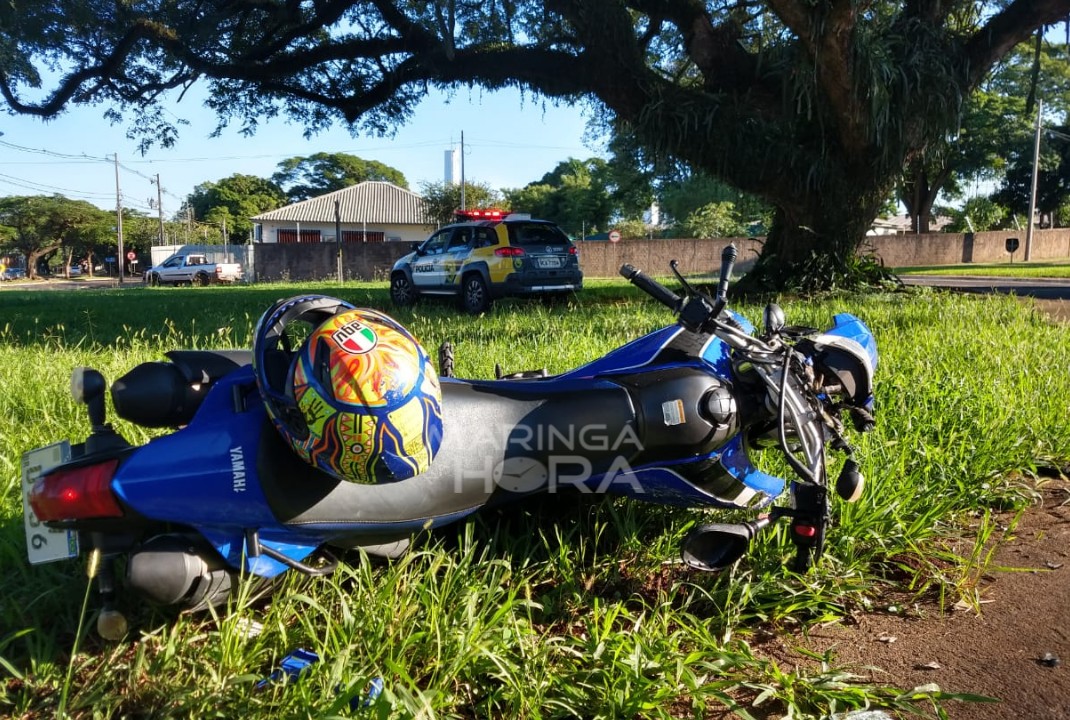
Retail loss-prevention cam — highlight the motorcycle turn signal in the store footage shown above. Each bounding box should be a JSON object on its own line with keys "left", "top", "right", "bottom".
{"left": 835, "top": 459, "right": 865, "bottom": 503}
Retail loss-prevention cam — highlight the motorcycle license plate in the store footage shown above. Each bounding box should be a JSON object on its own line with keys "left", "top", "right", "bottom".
{"left": 22, "top": 441, "right": 79, "bottom": 565}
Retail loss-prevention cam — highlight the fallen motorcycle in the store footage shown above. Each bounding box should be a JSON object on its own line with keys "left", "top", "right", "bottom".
{"left": 22, "top": 246, "right": 876, "bottom": 637}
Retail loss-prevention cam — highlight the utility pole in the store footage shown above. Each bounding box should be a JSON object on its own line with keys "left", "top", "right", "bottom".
{"left": 1026, "top": 99, "right": 1042, "bottom": 262}
{"left": 153, "top": 174, "right": 165, "bottom": 246}
{"left": 335, "top": 198, "right": 343, "bottom": 283}
{"left": 113, "top": 153, "right": 125, "bottom": 284}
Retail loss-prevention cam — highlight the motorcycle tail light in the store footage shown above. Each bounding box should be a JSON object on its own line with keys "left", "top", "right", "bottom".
{"left": 30, "top": 459, "right": 122, "bottom": 521}
{"left": 494, "top": 247, "right": 525, "bottom": 257}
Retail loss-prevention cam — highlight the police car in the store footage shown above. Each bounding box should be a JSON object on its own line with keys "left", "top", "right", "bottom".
{"left": 390, "top": 210, "right": 583, "bottom": 313}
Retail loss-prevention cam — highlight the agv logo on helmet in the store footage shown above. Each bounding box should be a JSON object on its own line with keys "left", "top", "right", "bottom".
{"left": 332, "top": 320, "right": 378, "bottom": 355}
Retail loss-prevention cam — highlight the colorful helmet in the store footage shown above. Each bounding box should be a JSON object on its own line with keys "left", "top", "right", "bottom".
{"left": 252, "top": 295, "right": 443, "bottom": 484}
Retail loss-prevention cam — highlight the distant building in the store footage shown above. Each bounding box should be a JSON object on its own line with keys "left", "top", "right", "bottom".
{"left": 444, "top": 148, "right": 461, "bottom": 186}
{"left": 251, "top": 181, "right": 434, "bottom": 244}
{"left": 868, "top": 214, "right": 953, "bottom": 236}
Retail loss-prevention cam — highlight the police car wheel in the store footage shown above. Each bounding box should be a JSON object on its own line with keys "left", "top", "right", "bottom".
{"left": 462, "top": 274, "right": 490, "bottom": 314}
{"left": 390, "top": 273, "right": 416, "bottom": 307}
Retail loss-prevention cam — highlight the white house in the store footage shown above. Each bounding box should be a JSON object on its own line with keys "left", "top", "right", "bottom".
{"left": 251, "top": 181, "right": 434, "bottom": 244}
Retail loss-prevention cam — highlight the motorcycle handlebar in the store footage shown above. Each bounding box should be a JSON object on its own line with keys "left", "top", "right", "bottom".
{"left": 716, "top": 244, "right": 737, "bottom": 302}
{"left": 619, "top": 264, "right": 682, "bottom": 312}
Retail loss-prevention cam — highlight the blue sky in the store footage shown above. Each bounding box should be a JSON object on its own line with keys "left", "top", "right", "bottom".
{"left": 0, "top": 87, "right": 602, "bottom": 219}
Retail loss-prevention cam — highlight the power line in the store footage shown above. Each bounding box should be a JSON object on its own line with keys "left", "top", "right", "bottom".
{"left": 0, "top": 172, "right": 115, "bottom": 199}
{"left": 0, "top": 138, "right": 177, "bottom": 212}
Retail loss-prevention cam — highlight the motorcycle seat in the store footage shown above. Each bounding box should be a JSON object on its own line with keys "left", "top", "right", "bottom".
{"left": 258, "top": 377, "right": 637, "bottom": 531}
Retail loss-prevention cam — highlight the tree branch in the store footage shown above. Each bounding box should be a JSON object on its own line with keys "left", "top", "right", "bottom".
{"left": 767, "top": 0, "right": 868, "bottom": 152}
{"left": 966, "top": 0, "right": 1070, "bottom": 88}
{"left": 0, "top": 22, "right": 154, "bottom": 116}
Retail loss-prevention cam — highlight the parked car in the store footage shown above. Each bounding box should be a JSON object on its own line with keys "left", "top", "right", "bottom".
{"left": 390, "top": 210, "right": 583, "bottom": 313}
{"left": 145, "top": 254, "right": 243, "bottom": 286}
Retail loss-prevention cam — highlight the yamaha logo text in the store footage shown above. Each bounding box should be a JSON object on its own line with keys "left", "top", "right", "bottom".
{"left": 231, "top": 446, "right": 246, "bottom": 492}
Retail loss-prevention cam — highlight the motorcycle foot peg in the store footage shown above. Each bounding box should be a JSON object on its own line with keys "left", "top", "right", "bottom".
{"left": 681, "top": 517, "right": 770, "bottom": 571}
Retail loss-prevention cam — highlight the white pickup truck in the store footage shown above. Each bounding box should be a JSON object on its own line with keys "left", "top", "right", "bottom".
{"left": 145, "top": 254, "right": 243, "bottom": 286}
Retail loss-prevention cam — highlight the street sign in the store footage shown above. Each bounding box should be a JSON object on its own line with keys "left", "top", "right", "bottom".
{"left": 1005, "top": 237, "right": 1020, "bottom": 253}
{"left": 126, "top": 251, "right": 136, "bottom": 261}
{"left": 609, "top": 230, "right": 622, "bottom": 243}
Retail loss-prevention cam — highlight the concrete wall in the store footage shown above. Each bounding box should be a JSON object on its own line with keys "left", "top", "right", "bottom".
{"left": 194, "top": 228, "right": 1070, "bottom": 283}
{"left": 250, "top": 241, "right": 413, "bottom": 282}
{"left": 867, "top": 227, "right": 1070, "bottom": 267}
{"left": 574, "top": 238, "right": 765, "bottom": 278}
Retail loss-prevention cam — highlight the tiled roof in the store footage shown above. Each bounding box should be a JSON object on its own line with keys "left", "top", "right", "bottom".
{"left": 251, "top": 181, "right": 431, "bottom": 224}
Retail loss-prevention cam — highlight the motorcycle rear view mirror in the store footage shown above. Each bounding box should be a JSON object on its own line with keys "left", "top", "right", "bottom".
{"left": 680, "top": 518, "right": 770, "bottom": 571}
{"left": 763, "top": 303, "right": 786, "bottom": 335}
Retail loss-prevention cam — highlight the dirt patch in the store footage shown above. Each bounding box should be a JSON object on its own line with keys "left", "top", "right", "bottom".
{"left": 1033, "top": 299, "right": 1070, "bottom": 323}
{"left": 764, "top": 301, "right": 1070, "bottom": 718}
{"left": 780, "top": 479, "right": 1070, "bottom": 719}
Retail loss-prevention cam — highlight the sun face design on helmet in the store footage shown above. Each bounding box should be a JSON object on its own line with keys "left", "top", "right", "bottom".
{"left": 253, "top": 296, "right": 443, "bottom": 485}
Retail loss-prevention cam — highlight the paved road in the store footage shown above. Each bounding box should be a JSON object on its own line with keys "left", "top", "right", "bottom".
{"left": 0, "top": 277, "right": 128, "bottom": 292}
{"left": 900, "top": 274, "right": 1070, "bottom": 300}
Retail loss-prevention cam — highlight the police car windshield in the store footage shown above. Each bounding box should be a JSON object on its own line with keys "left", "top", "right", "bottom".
{"left": 506, "top": 222, "right": 570, "bottom": 246}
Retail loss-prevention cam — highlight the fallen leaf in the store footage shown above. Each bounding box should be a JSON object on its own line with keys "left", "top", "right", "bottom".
{"left": 915, "top": 661, "right": 942, "bottom": 671}
{"left": 878, "top": 634, "right": 897, "bottom": 644}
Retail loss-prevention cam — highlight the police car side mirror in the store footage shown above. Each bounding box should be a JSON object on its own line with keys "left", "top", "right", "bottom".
{"left": 411, "top": 242, "right": 422, "bottom": 254}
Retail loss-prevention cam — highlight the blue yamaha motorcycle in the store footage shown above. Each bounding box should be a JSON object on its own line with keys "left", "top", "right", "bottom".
{"left": 22, "top": 247, "right": 876, "bottom": 638}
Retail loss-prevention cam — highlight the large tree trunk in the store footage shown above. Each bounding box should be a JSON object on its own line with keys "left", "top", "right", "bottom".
{"left": 900, "top": 162, "right": 951, "bottom": 234}
{"left": 743, "top": 177, "right": 890, "bottom": 292}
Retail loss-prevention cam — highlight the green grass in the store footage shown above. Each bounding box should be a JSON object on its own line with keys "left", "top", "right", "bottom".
{"left": 1, "top": 280, "right": 1068, "bottom": 718}
{"left": 894, "top": 260, "right": 1070, "bottom": 278}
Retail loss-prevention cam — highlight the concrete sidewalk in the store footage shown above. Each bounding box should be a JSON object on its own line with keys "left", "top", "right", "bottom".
{"left": 900, "top": 274, "right": 1070, "bottom": 300}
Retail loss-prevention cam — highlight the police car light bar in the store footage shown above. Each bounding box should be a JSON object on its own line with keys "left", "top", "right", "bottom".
{"left": 454, "top": 208, "right": 508, "bottom": 220}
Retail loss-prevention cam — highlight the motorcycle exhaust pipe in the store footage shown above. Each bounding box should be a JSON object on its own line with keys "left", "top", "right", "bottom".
{"left": 680, "top": 517, "right": 771, "bottom": 571}
{"left": 127, "top": 535, "right": 237, "bottom": 611}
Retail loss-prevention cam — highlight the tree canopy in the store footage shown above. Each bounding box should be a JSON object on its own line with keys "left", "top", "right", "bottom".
{"left": 186, "top": 174, "right": 286, "bottom": 243}
{"left": 272, "top": 153, "right": 408, "bottom": 203}
{"left": 419, "top": 180, "right": 502, "bottom": 225}
{"left": 3, "top": 1, "right": 1068, "bottom": 289}
{"left": 0, "top": 196, "right": 112, "bottom": 279}
{"left": 504, "top": 159, "right": 614, "bottom": 236}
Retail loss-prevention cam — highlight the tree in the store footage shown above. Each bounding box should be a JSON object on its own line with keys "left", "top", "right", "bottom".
{"left": 900, "top": 39, "right": 1070, "bottom": 233}
{"left": 186, "top": 174, "right": 286, "bottom": 243}
{"left": 945, "top": 197, "right": 1008, "bottom": 232}
{"left": 419, "top": 181, "right": 502, "bottom": 226}
{"left": 272, "top": 153, "right": 408, "bottom": 203}
{"left": 503, "top": 158, "right": 614, "bottom": 236}
{"left": 681, "top": 202, "right": 748, "bottom": 239}
{"left": 0, "top": 196, "right": 112, "bottom": 279}
{"left": 3, "top": 2, "right": 1067, "bottom": 289}
{"left": 992, "top": 125, "right": 1070, "bottom": 221}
